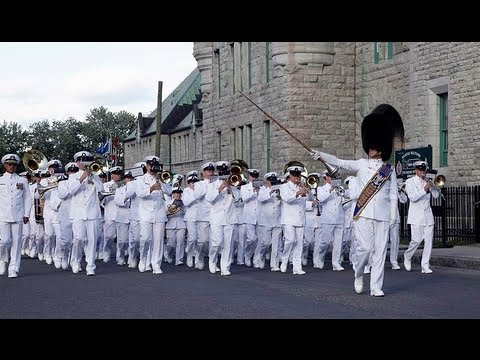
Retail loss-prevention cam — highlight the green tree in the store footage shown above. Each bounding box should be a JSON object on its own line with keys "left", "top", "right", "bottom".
{"left": 84, "top": 106, "right": 136, "bottom": 167}
{"left": 0, "top": 120, "right": 29, "bottom": 172}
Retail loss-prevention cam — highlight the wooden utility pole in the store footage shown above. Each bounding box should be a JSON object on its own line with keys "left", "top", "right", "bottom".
{"left": 155, "top": 81, "right": 163, "bottom": 157}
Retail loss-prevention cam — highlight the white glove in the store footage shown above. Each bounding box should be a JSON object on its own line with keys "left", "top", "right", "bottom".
{"left": 310, "top": 149, "right": 322, "bottom": 161}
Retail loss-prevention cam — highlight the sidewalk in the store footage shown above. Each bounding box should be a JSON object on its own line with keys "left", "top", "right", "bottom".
{"left": 398, "top": 243, "right": 480, "bottom": 271}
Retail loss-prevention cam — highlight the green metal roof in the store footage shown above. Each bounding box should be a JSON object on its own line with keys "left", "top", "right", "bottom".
{"left": 124, "top": 67, "right": 201, "bottom": 141}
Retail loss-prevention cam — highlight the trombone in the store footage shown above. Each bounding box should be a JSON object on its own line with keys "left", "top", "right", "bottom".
{"left": 305, "top": 173, "right": 321, "bottom": 216}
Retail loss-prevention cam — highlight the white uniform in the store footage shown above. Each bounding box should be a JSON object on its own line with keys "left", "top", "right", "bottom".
{"left": 193, "top": 178, "right": 212, "bottom": 269}
{"left": 316, "top": 182, "right": 345, "bottom": 270}
{"left": 404, "top": 175, "right": 440, "bottom": 271}
{"left": 57, "top": 179, "right": 73, "bottom": 269}
{"left": 182, "top": 185, "right": 198, "bottom": 267}
{"left": 279, "top": 180, "right": 306, "bottom": 273}
{"left": 0, "top": 172, "right": 31, "bottom": 276}
{"left": 165, "top": 198, "right": 186, "bottom": 265}
{"left": 318, "top": 152, "right": 398, "bottom": 294}
{"left": 136, "top": 173, "right": 172, "bottom": 273}
{"left": 67, "top": 170, "right": 104, "bottom": 274}
{"left": 257, "top": 185, "right": 282, "bottom": 270}
{"left": 389, "top": 188, "right": 407, "bottom": 268}
{"left": 125, "top": 180, "right": 141, "bottom": 268}
{"left": 205, "top": 179, "right": 235, "bottom": 275}
{"left": 102, "top": 180, "right": 119, "bottom": 262}
{"left": 241, "top": 182, "right": 259, "bottom": 266}
{"left": 113, "top": 184, "right": 130, "bottom": 265}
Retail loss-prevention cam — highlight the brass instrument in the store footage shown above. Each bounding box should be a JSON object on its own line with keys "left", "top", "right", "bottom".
{"left": 306, "top": 174, "right": 320, "bottom": 190}
{"left": 167, "top": 199, "right": 184, "bottom": 216}
{"left": 160, "top": 170, "right": 173, "bottom": 184}
{"left": 305, "top": 173, "right": 321, "bottom": 216}
{"left": 227, "top": 159, "right": 248, "bottom": 187}
{"left": 172, "top": 174, "right": 184, "bottom": 189}
{"left": 37, "top": 175, "right": 68, "bottom": 198}
{"left": 85, "top": 161, "right": 104, "bottom": 175}
{"left": 23, "top": 149, "right": 48, "bottom": 174}
{"left": 34, "top": 196, "right": 45, "bottom": 224}
{"left": 98, "top": 180, "right": 125, "bottom": 201}
{"left": 426, "top": 170, "right": 446, "bottom": 200}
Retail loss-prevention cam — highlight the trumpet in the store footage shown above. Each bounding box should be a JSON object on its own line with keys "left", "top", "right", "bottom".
{"left": 85, "top": 161, "right": 104, "bottom": 175}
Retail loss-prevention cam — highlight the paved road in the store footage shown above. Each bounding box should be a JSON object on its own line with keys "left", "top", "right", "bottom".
{"left": 1, "top": 257, "right": 480, "bottom": 319}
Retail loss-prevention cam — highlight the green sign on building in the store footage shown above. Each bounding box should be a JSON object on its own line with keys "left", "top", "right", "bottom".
{"left": 394, "top": 145, "right": 433, "bottom": 180}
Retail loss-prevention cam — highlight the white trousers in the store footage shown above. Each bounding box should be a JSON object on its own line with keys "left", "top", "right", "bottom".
{"left": 404, "top": 224, "right": 434, "bottom": 269}
{"left": 281, "top": 225, "right": 304, "bottom": 271}
{"left": 139, "top": 221, "right": 165, "bottom": 272}
{"left": 317, "top": 223, "right": 344, "bottom": 267}
{"left": 353, "top": 217, "right": 389, "bottom": 292}
{"left": 209, "top": 223, "right": 233, "bottom": 273}
{"left": 0, "top": 221, "right": 23, "bottom": 274}
{"left": 389, "top": 222, "right": 401, "bottom": 266}
{"left": 72, "top": 219, "right": 100, "bottom": 272}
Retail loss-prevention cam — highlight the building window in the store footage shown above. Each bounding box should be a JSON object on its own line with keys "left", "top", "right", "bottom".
{"left": 265, "top": 42, "right": 271, "bottom": 83}
{"left": 214, "top": 48, "right": 221, "bottom": 99}
{"left": 387, "top": 42, "right": 393, "bottom": 60}
{"left": 373, "top": 42, "right": 380, "bottom": 64}
{"left": 247, "top": 42, "right": 252, "bottom": 88}
{"left": 439, "top": 93, "right": 448, "bottom": 167}
{"left": 231, "top": 128, "right": 236, "bottom": 159}
{"left": 231, "top": 43, "right": 236, "bottom": 94}
{"left": 246, "top": 124, "right": 252, "bottom": 167}
{"left": 216, "top": 131, "right": 222, "bottom": 159}
{"left": 264, "top": 120, "right": 270, "bottom": 172}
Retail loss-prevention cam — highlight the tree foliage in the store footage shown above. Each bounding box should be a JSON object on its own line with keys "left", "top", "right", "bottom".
{"left": 0, "top": 107, "right": 136, "bottom": 173}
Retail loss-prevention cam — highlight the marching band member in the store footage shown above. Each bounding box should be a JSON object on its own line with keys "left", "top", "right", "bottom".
{"left": 57, "top": 162, "right": 77, "bottom": 270}
{"left": 304, "top": 172, "right": 321, "bottom": 267}
{"left": 242, "top": 168, "right": 260, "bottom": 268}
{"left": 389, "top": 179, "right": 408, "bottom": 270}
{"left": 18, "top": 171, "right": 32, "bottom": 256}
{"left": 41, "top": 159, "right": 65, "bottom": 268}
{"left": 311, "top": 104, "right": 400, "bottom": 296}
{"left": 205, "top": 161, "right": 236, "bottom": 275}
{"left": 182, "top": 171, "right": 199, "bottom": 268}
{"left": 0, "top": 154, "right": 31, "bottom": 278}
{"left": 67, "top": 151, "right": 104, "bottom": 275}
{"left": 315, "top": 170, "right": 345, "bottom": 271}
{"left": 403, "top": 160, "right": 440, "bottom": 273}
{"left": 193, "top": 162, "right": 215, "bottom": 270}
{"left": 279, "top": 165, "right": 308, "bottom": 274}
{"left": 165, "top": 186, "right": 186, "bottom": 266}
{"left": 27, "top": 170, "right": 42, "bottom": 259}
{"left": 113, "top": 169, "right": 133, "bottom": 266}
{"left": 135, "top": 156, "right": 172, "bottom": 274}
{"left": 102, "top": 166, "right": 124, "bottom": 263}
{"left": 257, "top": 171, "right": 283, "bottom": 271}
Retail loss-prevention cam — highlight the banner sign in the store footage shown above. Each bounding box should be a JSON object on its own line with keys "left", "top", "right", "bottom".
{"left": 394, "top": 145, "right": 433, "bottom": 180}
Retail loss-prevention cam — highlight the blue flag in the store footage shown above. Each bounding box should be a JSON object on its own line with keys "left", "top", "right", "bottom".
{"left": 95, "top": 138, "right": 110, "bottom": 155}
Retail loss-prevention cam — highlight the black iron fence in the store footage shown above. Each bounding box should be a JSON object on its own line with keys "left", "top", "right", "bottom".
{"left": 399, "top": 185, "right": 480, "bottom": 245}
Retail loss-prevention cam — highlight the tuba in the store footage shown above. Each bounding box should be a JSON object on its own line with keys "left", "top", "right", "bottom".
{"left": 23, "top": 150, "right": 48, "bottom": 174}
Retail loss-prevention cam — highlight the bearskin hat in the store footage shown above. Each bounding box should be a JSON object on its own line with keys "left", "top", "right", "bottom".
{"left": 361, "top": 104, "right": 402, "bottom": 161}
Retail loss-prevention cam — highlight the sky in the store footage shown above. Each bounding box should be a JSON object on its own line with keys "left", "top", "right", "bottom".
{"left": 0, "top": 42, "right": 198, "bottom": 129}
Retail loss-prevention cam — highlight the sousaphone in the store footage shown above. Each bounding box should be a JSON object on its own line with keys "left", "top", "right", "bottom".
{"left": 23, "top": 149, "right": 48, "bottom": 174}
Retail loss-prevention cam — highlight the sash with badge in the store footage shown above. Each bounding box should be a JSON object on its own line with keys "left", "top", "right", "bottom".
{"left": 352, "top": 162, "right": 393, "bottom": 221}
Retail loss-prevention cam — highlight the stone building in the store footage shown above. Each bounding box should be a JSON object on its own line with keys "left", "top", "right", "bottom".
{"left": 125, "top": 42, "right": 480, "bottom": 186}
